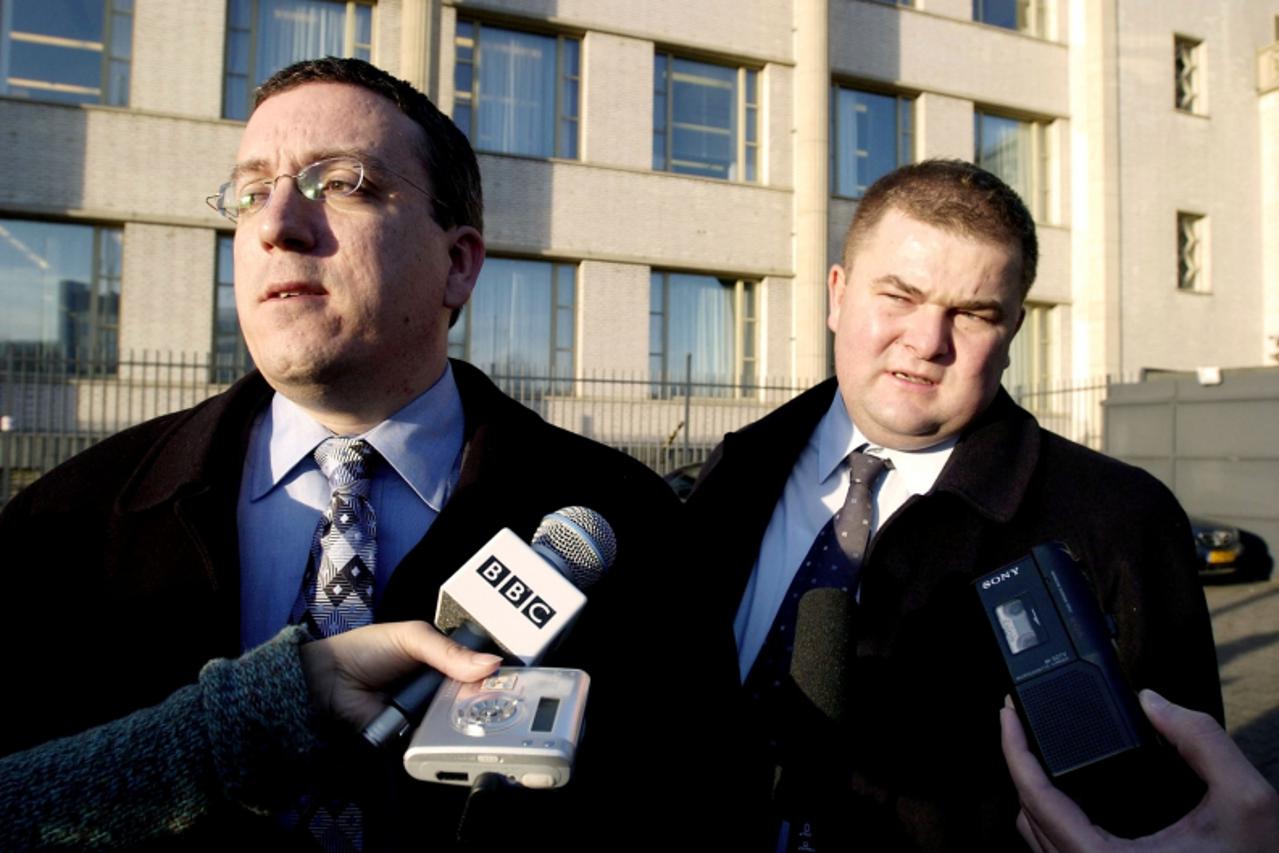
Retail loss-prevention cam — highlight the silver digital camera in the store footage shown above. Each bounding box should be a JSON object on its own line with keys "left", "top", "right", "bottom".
{"left": 402, "top": 667, "right": 590, "bottom": 790}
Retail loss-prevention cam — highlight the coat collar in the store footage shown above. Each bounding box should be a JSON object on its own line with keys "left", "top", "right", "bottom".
{"left": 118, "top": 370, "right": 273, "bottom": 513}
{"left": 722, "top": 381, "right": 1040, "bottom": 524}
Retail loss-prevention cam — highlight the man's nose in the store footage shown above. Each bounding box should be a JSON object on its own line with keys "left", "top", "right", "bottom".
{"left": 901, "top": 309, "right": 952, "bottom": 360}
{"left": 255, "top": 177, "right": 320, "bottom": 252}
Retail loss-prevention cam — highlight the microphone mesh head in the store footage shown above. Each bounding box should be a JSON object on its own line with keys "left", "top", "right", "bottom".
{"left": 531, "top": 506, "right": 617, "bottom": 591}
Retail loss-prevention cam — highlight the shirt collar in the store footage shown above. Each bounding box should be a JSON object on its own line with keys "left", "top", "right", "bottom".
{"left": 815, "top": 388, "right": 958, "bottom": 494}
{"left": 247, "top": 363, "right": 465, "bottom": 511}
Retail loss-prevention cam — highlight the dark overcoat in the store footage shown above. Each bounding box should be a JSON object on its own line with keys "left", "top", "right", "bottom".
{"left": 685, "top": 378, "right": 1223, "bottom": 850}
{"left": 0, "top": 359, "right": 681, "bottom": 850}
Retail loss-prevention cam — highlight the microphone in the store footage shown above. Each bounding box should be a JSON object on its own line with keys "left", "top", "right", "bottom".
{"left": 361, "top": 507, "right": 616, "bottom": 749}
{"left": 790, "top": 587, "right": 856, "bottom": 723}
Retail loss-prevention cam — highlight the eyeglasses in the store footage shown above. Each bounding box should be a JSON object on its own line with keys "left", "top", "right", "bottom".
{"left": 206, "top": 156, "right": 436, "bottom": 223}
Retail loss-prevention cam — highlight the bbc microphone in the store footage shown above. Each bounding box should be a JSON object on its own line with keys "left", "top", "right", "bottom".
{"left": 361, "top": 506, "right": 616, "bottom": 749}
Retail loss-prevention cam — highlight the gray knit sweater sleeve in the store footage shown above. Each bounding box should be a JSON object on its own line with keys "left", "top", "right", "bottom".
{"left": 0, "top": 626, "right": 319, "bottom": 849}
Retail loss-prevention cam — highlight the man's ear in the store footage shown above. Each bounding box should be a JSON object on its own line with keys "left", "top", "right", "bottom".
{"left": 827, "top": 263, "right": 848, "bottom": 334}
{"left": 443, "top": 226, "right": 485, "bottom": 310}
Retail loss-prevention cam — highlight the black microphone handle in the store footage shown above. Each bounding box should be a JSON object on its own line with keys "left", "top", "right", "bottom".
{"left": 361, "top": 621, "right": 493, "bottom": 749}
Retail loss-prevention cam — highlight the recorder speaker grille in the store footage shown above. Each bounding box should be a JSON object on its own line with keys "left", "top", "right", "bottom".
{"left": 1021, "top": 667, "right": 1128, "bottom": 775}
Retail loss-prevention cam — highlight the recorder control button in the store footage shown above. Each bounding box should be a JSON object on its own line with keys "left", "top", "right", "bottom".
{"left": 477, "top": 754, "right": 500, "bottom": 764}
{"left": 521, "top": 773, "right": 556, "bottom": 789}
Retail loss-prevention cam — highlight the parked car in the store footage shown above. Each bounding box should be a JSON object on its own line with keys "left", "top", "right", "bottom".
{"left": 1189, "top": 515, "right": 1273, "bottom": 582}
{"left": 662, "top": 462, "right": 703, "bottom": 501}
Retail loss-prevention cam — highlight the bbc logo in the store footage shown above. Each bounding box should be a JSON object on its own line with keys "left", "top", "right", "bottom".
{"left": 477, "top": 557, "right": 558, "bottom": 628}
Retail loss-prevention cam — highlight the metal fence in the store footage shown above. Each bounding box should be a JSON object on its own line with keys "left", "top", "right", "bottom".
{"left": 0, "top": 348, "right": 1119, "bottom": 504}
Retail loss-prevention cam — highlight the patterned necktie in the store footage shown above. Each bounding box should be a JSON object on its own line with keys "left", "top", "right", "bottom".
{"left": 291, "top": 437, "right": 379, "bottom": 639}
{"left": 286, "top": 437, "right": 379, "bottom": 852}
{"left": 745, "top": 449, "right": 891, "bottom": 697}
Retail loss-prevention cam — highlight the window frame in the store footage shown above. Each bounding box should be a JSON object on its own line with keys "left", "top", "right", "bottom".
{"left": 973, "top": 108, "right": 1050, "bottom": 223}
{"left": 973, "top": 0, "right": 1045, "bottom": 37}
{"left": 452, "top": 18, "right": 580, "bottom": 160}
{"left": 221, "top": 0, "right": 374, "bottom": 121}
{"left": 829, "top": 83, "right": 914, "bottom": 200}
{"left": 447, "top": 257, "right": 577, "bottom": 387}
{"left": 0, "top": 217, "right": 122, "bottom": 373}
{"left": 211, "top": 234, "right": 252, "bottom": 383}
{"left": 0, "top": 0, "right": 134, "bottom": 106}
{"left": 652, "top": 51, "right": 760, "bottom": 183}
{"left": 1176, "top": 211, "right": 1209, "bottom": 293}
{"left": 1174, "top": 35, "right": 1204, "bottom": 114}
{"left": 649, "top": 271, "right": 757, "bottom": 398}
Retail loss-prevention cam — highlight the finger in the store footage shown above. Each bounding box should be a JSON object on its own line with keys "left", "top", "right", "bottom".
{"left": 1000, "top": 703, "right": 1111, "bottom": 852}
{"left": 392, "top": 621, "right": 502, "bottom": 682}
{"left": 1138, "top": 690, "right": 1242, "bottom": 783}
{"left": 1020, "top": 806, "right": 1058, "bottom": 853}
{"left": 1016, "top": 810, "right": 1048, "bottom": 853}
{"left": 1000, "top": 701, "right": 1051, "bottom": 790}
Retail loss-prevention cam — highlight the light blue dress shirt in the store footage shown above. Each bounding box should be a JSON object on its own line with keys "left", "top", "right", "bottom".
{"left": 732, "top": 390, "right": 956, "bottom": 680}
{"left": 236, "top": 364, "right": 465, "bottom": 651}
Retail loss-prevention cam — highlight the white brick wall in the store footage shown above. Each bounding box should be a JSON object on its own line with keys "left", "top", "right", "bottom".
{"left": 576, "top": 260, "right": 648, "bottom": 374}
{"left": 131, "top": 0, "right": 225, "bottom": 118}
{"left": 118, "top": 224, "right": 217, "bottom": 355}
{"left": 582, "top": 32, "right": 651, "bottom": 170}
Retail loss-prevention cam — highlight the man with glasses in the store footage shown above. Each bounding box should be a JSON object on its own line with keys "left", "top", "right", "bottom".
{"left": 0, "top": 58, "right": 677, "bottom": 849}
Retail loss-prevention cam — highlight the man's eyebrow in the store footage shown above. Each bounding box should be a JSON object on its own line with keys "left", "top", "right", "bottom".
{"left": 874, "top": 275, "right": 925, "bottom": 299}
{"left": 875, "top": 275, "right": 1006, "bottom": 318}
{"left": 229, "top": 148, "right": 372, "bottom": 182}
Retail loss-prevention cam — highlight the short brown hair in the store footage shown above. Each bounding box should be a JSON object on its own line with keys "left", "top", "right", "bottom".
{"left": 253, "top": 57, "right": 483, "bottom": 234}
{"left": 841, "top": 159, "right": 1037, "bottom": 296}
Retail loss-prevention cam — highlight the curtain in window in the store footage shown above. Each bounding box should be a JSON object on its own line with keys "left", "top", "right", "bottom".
{"left": 665, "top": 274, "right": 735, "bottom": 388}
{"left": 254, "top": 0, "right": 347, "bottom": 86}
{"left": 461, "top": 258, "right": 556, "bottom": 374}
{"left": 477, "top": 29, "right": 556, "bottom": 157}
{"left": 976, "top": 113, "right": 1032, "bottom": 207}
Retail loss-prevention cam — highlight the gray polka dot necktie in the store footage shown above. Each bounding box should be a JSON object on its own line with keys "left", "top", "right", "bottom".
{"left": 745, "top": 449, "right": 891, "bottom": 703}
{"left": 291, "top": 436, "right": 379, "bottom": 639}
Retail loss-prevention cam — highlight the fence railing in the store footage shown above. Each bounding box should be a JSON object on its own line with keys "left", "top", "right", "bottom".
{"left": 0, "top": 348, "right": 1119, "bottom": 504}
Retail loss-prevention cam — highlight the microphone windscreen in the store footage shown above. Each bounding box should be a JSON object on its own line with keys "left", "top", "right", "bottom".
{"left": 790, "top": 587, "right": 856, "bottom": 722}
{"left": 531, "top": 506, "right": 617, "bottom": 590}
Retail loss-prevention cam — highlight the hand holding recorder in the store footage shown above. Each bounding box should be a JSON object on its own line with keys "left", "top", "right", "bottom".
{"left": 1001, "top": 689, "right": 1279, "bottom": 853}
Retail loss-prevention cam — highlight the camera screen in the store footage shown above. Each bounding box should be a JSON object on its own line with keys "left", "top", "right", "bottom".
{"left": 531, "top": 697, "right": 560, "bottom": 732}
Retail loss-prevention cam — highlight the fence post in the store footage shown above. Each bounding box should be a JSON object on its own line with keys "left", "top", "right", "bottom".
{"left": 1, "top": 347, "right": 11, "bottom": 504}
{"left": 682, "top": 353, "right": 692, "bottom": 467}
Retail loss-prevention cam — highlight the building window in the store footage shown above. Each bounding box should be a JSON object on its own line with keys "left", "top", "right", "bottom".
{"left": 1174, "top": 36, "right": 1202, "bottom": 113}
{"left": 0, "top": 0, "right": 133, "bottom": 105}
{"left": 649, "top": 272, "right": 756, "bottom": 397}
{"left": 453, "top": 21, "right": 579, "bottom": 159}
{"left": 653, "top": 53, "right": 758, "bottom": 182}
{"left": 0, "top": 218, "right": 121, "bottom": 371}
{"left": 974, "top": 110, "right": 1048, "bottom": 221}
{"left": 212, "top": 235, "right": 252, "bottom": 382}
{"left": 973, "top": 0, "right": 1043, "bottom": 36}
{"left": 449, "top": 258, "right": 575, "bottom": 386}
{"left": 1177, "top": 212, "right": 1207, "bottom": 292}
{"left": 1005, "top": 302, "right": 1053, "bottom": 396}
{"left": 222, "top": 0, "right": 372, "bottom": 121}
{"left": 831, "top": 86, "right": 912, "bottom": 199}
